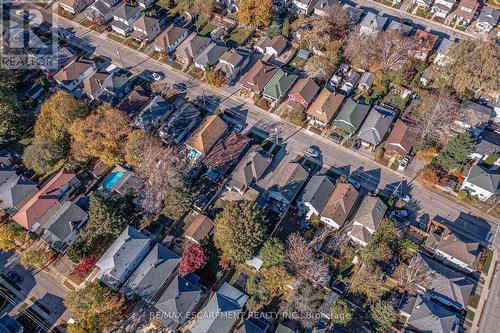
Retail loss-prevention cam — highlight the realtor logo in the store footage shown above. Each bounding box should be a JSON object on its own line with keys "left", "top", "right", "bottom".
{"left": 0, "top": 0, "right": 58, "bottom": 69}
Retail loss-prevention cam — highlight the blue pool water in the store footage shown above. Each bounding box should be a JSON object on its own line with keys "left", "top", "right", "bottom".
{"left": 102, "top": 171, "right": 124, "bottom": 190}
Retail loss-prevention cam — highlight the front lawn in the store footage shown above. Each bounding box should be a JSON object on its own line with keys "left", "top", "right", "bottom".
{"left": 107, "top": 33, "right": 126, "bottom": 44}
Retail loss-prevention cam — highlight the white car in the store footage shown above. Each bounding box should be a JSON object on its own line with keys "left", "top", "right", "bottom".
{"left": 398, "top": 157, "right": 410, "bottom": 172}
{"left": 305, "top": 146, "right": 321, "bottom": 158}
{"left": 151, "top": 72, "right": 162, "bottom": 81}
{"left": 388, "top": 210, "right": 408, "bottom": 219}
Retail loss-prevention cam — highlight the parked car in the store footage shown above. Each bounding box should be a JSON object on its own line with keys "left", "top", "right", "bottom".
{"left": 7, "top": 271, "right": 23, "bottom": 284}
{"left": 305, "top": 146, "right": 321, "bottom": 158}
{"left": 352, "top": 139, "right": 362, "bottom": 150}
{"left": 150, "top": 72, "right": 164, "bottom": 81}
{"left": 388, "top": 210, "right": 408, "bottom": 218}
{"left": 173, "top": 83, "right": 187, "bottom": 92}
{"left": 330, "top": 133, "right": 343, "bottom": 143}
{"left": 398, "top": 156, "right": 411, "bottom": 172}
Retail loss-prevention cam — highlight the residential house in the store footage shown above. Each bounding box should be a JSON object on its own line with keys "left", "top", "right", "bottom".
{"left": 59, "top": 0, "right": 92, "bottom": 14}
{"left": 53, "top": 58, "right": 96, "bottom": 91}
{"left": 88, "top": 0, "right": 119, "bottom": 24}
{"left": 387, "top": 20, "right": 413, "bottom": 35}
{"left": 358, "top": 72, "right": 374, "bottom": 91}
{"left": 359, "top": 12, "right": 388, "bottom": 35}
{"left": 253, "top": 36, "right": 271, "bottom": 54}
{"left": 12, "top": 168, "right": 78, "bottom": 231}
{"left": 116, "top": 86, "right": 151, "bottom": 118}
{"left": 235, "top": 318, "right": 268, "bottom": 333}
{"left": 214, "top": 49, "right": 250, "bottom": 84}
{"left": 186, "top": 115, "right": 228, "bottom": 160}
{"left": 348, "top": 196, "right": 387, "bottom": 246}
{"left": 411, "top": 29, "right": 439, "bottom": 61}
{"left": 298, "top": 175, "right": 336, "bottom": 219}
{"left": 204, "top": 132, "right": 252, "bottom": 177}
{"left": 121, "top": 244, "right": 180, "bottom": 302}
{"left": 288, "top": 78, "right": 320, "bottom": 112}
{"left": 190, "top": 282, "right": 248, "bottom": 333}
{"left": 240, "top": 60, "right": 278, "bottom": 96}
{"left": 228, "top": 146, "right": 273, "bottom": 194}
{"left": 132, "top": 16, "right": 161, "bottom": 43}
{"left": 40, "top": 47, "right": 76, "bottom": 77}
{"left": 176, "top": 34, "right": 212, "bottom": 66}
{"left": 343, "top": 4, "right": 364, "bottom": 25}
{"left": 110, "top": 4, "right": 141, "bottom": 37}
{"left": 460, "top": 164, "right": 500, "bottom": 201}
{"left": 306, "top": 89, "right": 346, "bottom": 127}
{"left": 154, "top": 25, "right": 190, "bottom": 54}
{"left": 332, "top": 98, "right": 370, "bottom": 135}
{"left": 291, "top": 0, "right": 319, "bottom": 15}
{"left": 475, "top": 7, "right": 499, "bottom": 34}
{"left": 471, "top": 131, "right": 500, "bottom": 166}
{"left": 0, "top": 314, "right": 23, "bottom": 333}
{"left": 134, "top": 95, "right": 174, "bottom": 131}
{"left": 431, "top": 0, "right": 456, "bottom": 18}
{"left": 96, "top": 226, "right": 153, "bottom": 289}
{"left": 83, "top": 71, "right": 132, "bottom": 104}
{"left": 357, "top": 105, "right": 396, "bottom": 149}
{"left": 340, "top": 71, "right": 361, "bottom": 95}
{"left": 184, "top": 214, "right": 214, "bottom": 244}
{"left": 399, "top": 294, "right": 461, "bottom": 333}
{"left": 314, "top": 0, "right": 340, "bottom": 17}
{"left": 262, "top": 69, "right": 298, "bottom": 103}
{"left": 452, "top": 0, "right": 479, "bottom": 25}
{"left": 320, "top": 183, "right": 359, "bottom": 229}
{"left": 138, "top": 0, "right": 156, "bottom": 8}
{"left": 154, "top": 273, "right": 203, "bottom": 330}
{"left": 385, "top": 118, "right": 419, "bottom": 158}
{"left": 101, "top": 165, "right": 143, "bottom": 196}
{"left": 453, "top": 100, "right": 492, "bottom": 136}
{"left": 433, "top": 38, "right": 455, "bottom": 66}
{"left": 0, "top": 167, "right": 38, "bottom": 214}
{"left": 265, "top": 35, "right": 288, "bottom": 57}
{"left": 0, "top": 150, "right": 14, "bottom": 167}
{"left": 412, "top": 0, "right": 433, "bottom": 8}
{"left": 160, "top": 103, "right": 200, "bottom": 144}
{"left": 193, "top": 43, "right": 229, "bottom": 70}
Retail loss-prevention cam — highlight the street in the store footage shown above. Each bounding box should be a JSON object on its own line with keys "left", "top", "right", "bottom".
{"left": 477, "top": 261, "right": 500, "bottom": 333}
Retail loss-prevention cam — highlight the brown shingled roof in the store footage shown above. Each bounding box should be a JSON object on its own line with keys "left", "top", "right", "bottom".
{"left": 187, "top": 115, "right": 228, "bottom": 154}
{"left": 288, "top": 78, "right": 320, "bottom": 105}
{"left": 154, "top": 24, "right": 188, "bottom": 50}
{"left": 204, "top": 132, "right": 251, "bottom": 175}
{"left": 240, "top": 60, "right": 278, "bottom": 94}
{"left": 385, "top": 119, "right": 418, "bottom": 157}
{"left": 54, "top": 58, "right": 93, "bottom": 84}
{"left": 321, "top": 183, "right": 358, "bottom": 226}
{"left": 184, "top": 214, "right": 214, "bottom": 244}
{"left": 306, "top": 89, "right": 346, "bottom": 124}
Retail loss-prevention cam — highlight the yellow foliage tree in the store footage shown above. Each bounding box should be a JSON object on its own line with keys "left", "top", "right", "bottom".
{"left": 205, "top": 69, "right": 227, "bottom": 88}
{"left": 238, "top": 0, "right": 272, "bottom": 28}
{"left": 261, "top": 265, "right": 290, "bottom": 297}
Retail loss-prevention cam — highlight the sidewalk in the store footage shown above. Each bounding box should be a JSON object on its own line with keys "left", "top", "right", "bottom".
{"left": 470, "top": 251, "right": 498, "bottom": 332}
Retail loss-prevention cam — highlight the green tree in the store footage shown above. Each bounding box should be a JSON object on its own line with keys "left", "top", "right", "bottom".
{"left": 0, "top": 92, "right": 32, "bottom": 145}
{"left": 245, "top": 273, "right": 271, "bottom": 311}
{"left": 282, "top": 18, "right": 290, "bottom": 38}
{"left": 213, "top": 201, "right": 266, "bottom": 264}
{"left": 22, "top": 137, "right": 66, "bottom": 175}
{"left": 162, "top": 186, "right": 193, "bottom": 221}
{"left": 261, "top": 265, "right": 290, "bottom": 297}
{"left": 369, "top": 301, "right": 397, "bottom": 332}
{"left": 330, "top": 299, "right": 353, "bottom": 325}
{"left": 20, "top": 247, "right": 50, "bottom": 269}
{"left": 259, "top": 238, "right": 285, "bottom": 267}
{"left": 436, "top": 132, "right": 474, "bottom": 171}
{"left": 361, "top": 218, "right": 401, "bottom": 264}
{"left": 266, "top": 23, "right": 281, "bottom": 38}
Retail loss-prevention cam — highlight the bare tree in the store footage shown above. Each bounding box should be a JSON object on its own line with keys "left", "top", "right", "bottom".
{"left": 348, "top": 265, "right": 386, "bottom": 303}
{"left": 324, "top": 4, "right": 350, "bottom": 40}
{"left": 344, "top": 28, "right": 375, "bottom": 70}
{"left": 392, "top": 255, "right": 434, "bottom": 293}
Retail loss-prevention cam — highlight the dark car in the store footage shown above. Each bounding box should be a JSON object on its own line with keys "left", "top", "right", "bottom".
{"left": 173, "top": 83, "right": 187, "bottom": 92}
{"left": 330, "top": 133, "right": 343, "bottom": 143}
{"left": 7, "top": 271, "right": 23, "bottom": 284}
{"left": 352, "top": 139, "right": 362, "bottom": 150}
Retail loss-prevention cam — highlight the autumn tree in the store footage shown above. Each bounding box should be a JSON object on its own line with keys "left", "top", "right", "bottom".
{"left": 238, "top": 0, "right": 272, "bottom": 28}
{"left": 178, "top": 243, "right": 206, "bottom": 274}
{"left": 260, "top": 265, "right": 290, "bottom": 297}
{"left": 0, "top": 92, "right": 32, "bottom": 145}
{"left": 330, "top": 299, "right": 353, "bottom": 325}
{"left": 392, "top": 255, "right": 434, "bottom": 293}
{"left": 369, "top": 301, "right": 397, "bottom": 332}
{"left": 305, "top": 41, "right": 342, "bottom": 82}
{"left": 245, "top": 273, "right": 271, "bottom": 310}
{"left": 419, "top": 167, "right": 439, "bottom": 186}
{"left": 436, "top": 132, "right": 474, "bottom": 171}
{"left": 213, "top": 201, "right": 266, "bottom": 264}
{"left": 162, "top": 186, "right": 193, "bottom": 220}
{"left": 0, "top": 222, "right": 25, "bottom": 251}
{"left": 324, "top": 5, "right": 350, "bottom": 40}
{"left": 348, "top": 265, "right": 386, "bottom": 303}
{"left": 71, "top": 257, "right": 97, "bottom": 279}
{"left": 193, "top": 0, "right": 215, "bottom": 20}
{"left": 280, "top": 280, "right": 324, "bottom": 328}
{"left": 205, "top": 68, "right": 227, "bottom": 88}
{"left": 170, "top": 0, "right": 194, "bottom": 15}
{"left": 259, "top": 238, "right": 285, "bottom": 267}
{"left": 20, "top": 247, "right": 50, "bottom": 269}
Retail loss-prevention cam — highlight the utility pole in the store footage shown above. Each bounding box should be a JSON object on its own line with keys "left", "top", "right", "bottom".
{"left": 116, "top": 48, "right": 124, "bottom": 68}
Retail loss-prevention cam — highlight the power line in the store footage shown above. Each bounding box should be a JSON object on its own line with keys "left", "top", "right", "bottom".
{"left": 0, "top": 288, "right": 52, "bottom": 332}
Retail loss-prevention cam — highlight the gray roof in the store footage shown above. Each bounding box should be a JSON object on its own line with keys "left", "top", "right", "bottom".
{"left": 41, "top": 201, "right": 88, "bottom": 252}
{"left": 464, "top": 164, "right": 500, "bottom": 194}
{"left": 357, "top": 105, "right": 396, "bottom": 146}
{"left": 96, "top": 226, "right": 152, "bottom": 287}
{"left": 91, "top": 0, "right": 113, "bottom": 16}
{"left": 314, "top": 0, "right": 340, "bottom": 11}
{"left": 460, "top": 100, "right": 492, "bottom": 126}
{"left": 0, "top": 314, "right": 23, "bottom": 333}
{"left": 163, "top": 103, "right": 200, "bottom": 141}
{"left": 112, "top": 3, "right": 140, "bottom": 20}
{"left": 405, "top": 294, "right": 460, "bottom": 333}
{"left": 194, "top": 43, "right": 229, "bottom": 68}
{"left": 191, "top": 282, "right": 248, "bottom": 333}
{"left": 436, "top": 38, "right": 455, "bottom": 54}
{"left": 235, "top": 318, "right": 268, "bottom": 333}
{"left": 102, "top": 72, "right": 130, "bottom": 93}
{"left": 359, "top": 12, "right": 388, "bottom": 31}
{"left": 0, "top": 150, "right": 14, "bottom": 167}
{"left": 121, "top": 243, "right": 180, "bottom": 303}
{"left": 300, "top": 175, "right": 336, "bottom": 214}
{"left": 352, "top": 196, "right": 387, "bottom": 231}
{"left": 262, "top": 160, "right": 309, "bottom": 203}
{"left": 112, "top": 170, "right": 143, "bottom": 195}
{"left": 333, "top": 98, "right": 370, "bottom": 134}
{"left": 230, "top": 146, "right": 273, "bottom": 190}
{"left": 155, "top": 273, "right": 202, "bottom": 328}
{"left": 0, "top": 167, "right": 38, "bottom": 211}
{"left": 135, "top": 95, "right": 174, "bottom": 130}
{"left": 474, "top": 131, "right": 500, "bottom": 156}
{"left": 478, "top": 7, "right": 500, "bottom": 27}
{"left": 387, "top": 20, "right": 413, "bottom": 35}
{"left": 358, "top": 72, "right": 374, "bottom": 88}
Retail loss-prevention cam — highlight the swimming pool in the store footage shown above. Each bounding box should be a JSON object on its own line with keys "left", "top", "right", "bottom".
{"left": 102, "top": 171, "right": 124, "bottom": 190}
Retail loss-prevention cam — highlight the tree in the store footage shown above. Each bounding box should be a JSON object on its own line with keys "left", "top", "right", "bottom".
{"left": 392, "top": 255, "right": 433, "bottom": 293}
{"left": 193, "top": 0, "right": 215, "bottom": 20}
{"left": 282, "top": 17, "right": 290, "bottom": 38}
{"left": 419, "top": 167, "right": 439, "bottom": 186}
{"left": 369, "top": 301, "right": 397, "bottom": 332}
{"left": 205, "top": 68, "right": 227, "bottom": 87}
{"left": 432, "top": 39, "right": 499, "bottom": 98}
{"left": 20, "top": 247, "right": 50, "bottom": 269}
{"left": 65, "top": 281, "right": 126, "bottom": 333}
{"left": 162, "top": 186, "right": 193, "bottom": 220}
{"left": 178, "top": 243, "right": 206, "bottom": 274}
{"left": 348, "top": 265, "right": 386, "bottom": 303}
{"left": 260, "top": 266, "right": 290, "bottom": 297}
{"left": 238, "top": 0, "right": 272, "bottom": 28}
{"left": 150, "top": 82, "right": 175, "bottom": 100}
{"left": 436, "top": 132, "right": 474, "bottom": 171}
{"left": 22, "top": 137, "right": 67, "bottom": 175}
{"left": 330, "top": 299, "right": 353, "bottom": 325}
{"left": 280, "top": 280, "right": 324, "bottom": 328}
{"left": 305, "top": 42, "right": 342, "bottom": 81}
{"left": 360, "top": 218, "right": 401, "bottom": 265}
{"left": 266, "top": 23, "right": 282, "bottom": 38}
{"left": 0, "top": 223, "right": 24, "bottom": 251}
{"left": 285, "top": 233, "right": 330, "bottom": 284}
{"left": 170, "top": 0, "right": 194, "bottom": 15}
{"left": 259, "top": 238, "right": 285, "bottom": 267}
{"left": 213, "top": 201, "right": 266, "bottom": 264}
{"left": 246, "top": 273, "right": 271, "bottom": 311}
{"left": 323, "top": 5, "right": 350, "bottom": 40}
{"left": 71, "top": 257, "right": 97, "bottom": 279}
{"left": 70, "top": 105, "right": 131, "bottom": 166}
{"left": 0, "top": 92, "right": 32, "bottom": 145}
{"left": 238, "top": 0, "right": 254, "bottom": 26}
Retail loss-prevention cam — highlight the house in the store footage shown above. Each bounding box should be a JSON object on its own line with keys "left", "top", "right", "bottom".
{"left": 190, "top": 282, "right": 248, "bottom": 333}
{"left": 387, "top": 20, "right": 413, "bottom": 35}
{"left": 313, "top": 0, "right": 340, "bottom": 17}
{"left": 385, "top": 119, "right": 419, "bottom": 158}
{"left": 358, "top": 72, "right": 374, "bottom": 91}
{"left": 0, "top": 150, "right": 14, "bottom": 167}
{"left": 160, "top": 103, "right": 200, "bottom": 144}
{"left": 265, "top": 35, "right": 288, "bottom": 57}
{"left": 288, "top": 78, "right": 320, "bottom": 111}
{"left": 0, "top": 167, "right": 38, "bottom": 214}
{"left": 298, "top": 175, "right": 336, "bottom": 220}
{"left": 291, "top": 0, "right": 319, "bottom": 15}
{"left": 59, "top": 0, "right": 92, "bottom": 14}
{"left": 88, "top": 0, "right": 118, "bottom": 24}
{"left": 214, "top": 49, "right": 250, "bottom": 84}
{"left": 416, "top": 253, "right": 476, "bottom": 310}
{"left": 116, "top": 86, "right": 151, "bottom": 118}
{"left": 0, "top": 314, "right": 23, "bottom": 333}
{"left": 332, "top": 98, "right": 370, "bottom": 135}
{"left": 186, "top": 115, "right": 228, "bottom": 160}
{"left": 399, "top": 294, "right": 461, "bottom": 333}
{"left": 348, "top": 196, "right": 387, "bottom": 246}
{"left": 228, "top": 146, "right": 273, "bottom": 194}
{"left": 110, "top": 4, "right": 141, "bottom": 37}
{"left": 413, "top": 0, "right": 433, "bottom": 7}
{"left": 359, "top": 12, "right": 388, "bottom": 34}
{"left": 137, "top": 0, "right": 156, "bottom": 8}
{"left": 204, "top": 132, "right": 252, "bottom": 177}
{"left": 53, "top": 58, "right": 96, "bottom": 91}
{"left": 176, "top": 34, "right": 212, "bottom": 65}
{"left": 475, "top": 7, "right": 499, "bottom": 34}
{"left": 471, "top": 131, "right": 500, "bottom": 166}
{"left": 83, "top": 71, "right": 132, "bottom": 104}
{"left": 452, "top": 0, "right": 479, "bottom": 25}
{"left": 306, "top": 89, "right": 346, "bottom": 127}
{"left": 193, "top": 43, "right": 229, "bottom": 70}
{"left": 340, "top": 71, "right": 361, "bottom": 95}
{"left": 87, "top": 159, "right": 111, "bottom": 179}
{"left": 154, "top": 273, "right": 203, "bottom": 330}
{"left": 12, "top": 168, "right": 78, "bottom": 231}
{"left": 431, "top": 0, "right": 456, "bottom": 18}
{"left": 235, "top": 318, "right": 268, "bottom": 333}
{"left": 154, "top": 25, "right": 190, "bottom": 54}
{"left": 357, "top": 105, "right": 396, "bottom": 149}
{"left": 460, "top": 164, "right": 500, "bottom": 201}
{"left": 343, "top": 4, "right": 364, "bottom": 25}
{"left": 82, "top": 70, "right": 113, "bottom": 99}
{"left": 96, "top": 226, "right": 153, "bottom": 289}
{"left": 40, "top": 201, "right": 88, "bottom": 252}
{"left": 100, "top": 165, "right": 143, "bottom": 196}
{"left": 453, "top": 100, "right": 492, "bottom": 136}
{"left": 132, "top": 16, "right": 161, "bottom": 43}
{"left": 184, "top": 214, "right": 214, "bottom": 244}
{"left": 320, "top": 183, "right": 359, "bottom": 229}
{"left": 253, "top": 36, "right": 271, "bottom": 54}
{"left": 433, "top": 38, "right": 455, "bottom": 66}
{"left": 40, "top": 47, "right": 76, "bottom": 77}
{"left": 410, "top": 29, "right": 439, "bottom": 61}
{"left": 240, "top": 60, "right": 278, "bottom": 96}
{"left": 262, "top": 69, "right": 298, "bottom": 103}
{"left": 121, "top": 244, "right": 180, "bottom": 302}
{"left": 134, "top": 95, "right": 174, "bottom": 131}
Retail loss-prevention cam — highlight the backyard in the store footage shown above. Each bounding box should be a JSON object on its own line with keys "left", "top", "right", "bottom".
{"left": 199, "top": 22, "right": 217, "bottom": 37}
{"left": 228, "top": 27, "right": 253, "bottom": 46}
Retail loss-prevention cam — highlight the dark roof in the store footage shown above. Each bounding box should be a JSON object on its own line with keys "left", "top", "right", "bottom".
{"left": 194, "top": 43, "right": 229, "bottom": 67}
{"left": 464, "top": 164, "right": 500, "bottom": 194}
{"left": 116, "top": 86, "right": 151, "bottom": 117}
{"left": 474, "top": 131, "right": 500, "bottom": 156}
{"left": 0, "top": 167, "right": 38, "bottom": 211}
{"left": 288, "top": 78, "right": 320, "bottom": 105}
{"left": 241, "top": 60, "right": 278, "bottom": 93}
{"left": 300, "top": 175, "right": 336, "bottom": 214}
{"left": 230, "top": 146, "right": 273, "bottom": 190}
{"left": 204, "top": 132, "right": 251, "bottom": 175}
{"left": 385, "top": 118, "right": 419, "bottom": 156}
{"left": 406, "top": 294, "right": 460, "bottom": 333}
{"left": 0, "top": 314, "right": 23, "bottom": 333}
{"left": 112, "top": 3, "right": 140, "bottom": 20}
{"left": 357, "top": 105, "right": 396, "bottom": 146}
{"left": 352, "top": 196, "right": 387, "bottom": 231}
{"left": 333, "top": 98, "right": 370, "bottom": 134}
{"left": 163, "top": 103, "right": 200, "bottom": 141}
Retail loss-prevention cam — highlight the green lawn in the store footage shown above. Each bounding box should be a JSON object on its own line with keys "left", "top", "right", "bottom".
{"left": 468, "top": 293, "right": 480, "bottom": 309}
{"left": 107, "top": 33, "right": 125, "bottom": 44}
{"left": 199, "top": 22, "right": 217, "bottom": 37}
{"left": 481, "top": 249, "right": 494, "bottom": 274}
{"left": 228, "top": 27, "right": 252, "bottom": 45}
{"left": 289, "top": 55, "right": 308, "bottom": 69}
